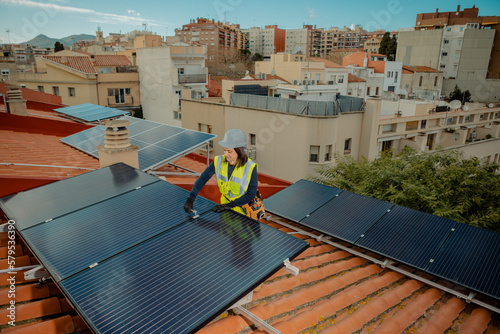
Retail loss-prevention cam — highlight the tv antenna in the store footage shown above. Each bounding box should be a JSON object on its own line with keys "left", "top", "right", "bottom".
{"left": 6, "top": 29, "right": 11, "bottom": 44}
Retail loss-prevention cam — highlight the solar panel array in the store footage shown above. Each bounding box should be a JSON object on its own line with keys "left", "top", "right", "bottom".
{"left": 1, "top": 163, "right": 308, "bottom": 334}
{"left": 61, "top": 116, "right": 216, "bottom": 171}
{"left": 264, "top": 179, "right": 500, "bottom": 301}
{"left": 54, "top": 103, "right": 131, "bottom": 122}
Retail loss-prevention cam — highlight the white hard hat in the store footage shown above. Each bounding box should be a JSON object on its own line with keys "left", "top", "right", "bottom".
{"left": 219, "top": 129, "right": 246, "bottom": 148}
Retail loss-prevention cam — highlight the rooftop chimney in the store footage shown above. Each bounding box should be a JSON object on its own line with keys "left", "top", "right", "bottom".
{"left": 6, "top": 86, "right": 28, "bottom": 116}
{"left": 97, "top": 119, "right": 139, "bottom": 169}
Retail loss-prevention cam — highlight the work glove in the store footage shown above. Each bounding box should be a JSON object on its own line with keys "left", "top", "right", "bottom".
{"left": 212, "top": 202, "right": 236, "bottom": 213}
{"left": 184, "top": 197, "right": 194, "bottom": 213}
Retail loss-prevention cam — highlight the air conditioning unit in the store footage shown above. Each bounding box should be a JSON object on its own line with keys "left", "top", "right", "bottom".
{"left": 310, "top": 80, "right": 316, "bottom": 85}
{"left": 292, "top": 79, "right": 299, "bottom": 85}
{"left": 328, "top": 81, "right": 335, "bottom": 85}
{"left": 302, "top": 80, "right": 307, "bottom": 85}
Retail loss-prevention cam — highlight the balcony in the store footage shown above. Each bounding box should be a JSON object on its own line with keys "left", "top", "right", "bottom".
{"left": 178, "top": 73, "right": 207, "bottom": 84}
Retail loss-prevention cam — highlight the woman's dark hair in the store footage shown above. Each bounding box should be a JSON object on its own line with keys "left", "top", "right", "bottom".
{"left": 234, "top": 147, "right": 248, "bottom": 168}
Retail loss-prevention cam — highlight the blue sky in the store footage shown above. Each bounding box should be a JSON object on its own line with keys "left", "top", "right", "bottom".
{"left": 0, "top": 0, "right": 499, "bottom": 44}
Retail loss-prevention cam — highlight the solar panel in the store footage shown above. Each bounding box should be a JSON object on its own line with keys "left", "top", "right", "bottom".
{"left": 54, "top": 103, "right": 130, "bottom": 122}
{"left": 300, "top": 191, "right": 394, "bottom": 243}
{"left": 60, "top": 210, "right": 307, "bottom": 333}
{"left": 2, "top": 163, "right": 308, "bottom": 333}
{"left": 427, "top": 223, "right": 500, "bottom": 300}
{"left": 20, "top": 180, "right": 215, "bottom": 281}
{"left": 0, "top": 163, "right": 159, "bottom": 231}
{"left": 355, "top": 205, "right": 457, "bottom": 270}
{"left": 60, "top": 116, "right": 216, "bottom": 171}
{"left": 263, "top": 179, "right": 343, "bottom": 222}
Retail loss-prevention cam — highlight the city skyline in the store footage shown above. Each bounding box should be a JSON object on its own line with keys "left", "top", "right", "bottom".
{"left": 0, "top": 0, "right": 499, "bottom": 44}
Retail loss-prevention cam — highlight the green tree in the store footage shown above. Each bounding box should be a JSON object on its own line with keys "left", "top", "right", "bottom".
{"left": 378, "top": 32, "right": 397, "bottom": 60}
{"left": 310, "top": 147, "right": 500, "bottom": 232}
{"left": 252, "top": 53, "right": 264, "bottom": 62}
{"left": 54, "top": 41, "right": 64, "bottom": 52}
{"left": 449, "top": 84, "right": 471, "bottom": 103}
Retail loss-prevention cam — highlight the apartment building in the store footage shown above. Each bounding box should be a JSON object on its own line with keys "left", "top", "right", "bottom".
{"left": 284, "top": 25, "right": 322, "bottom": 57}
{"left": 401, "top": 66, "right": 444, "bottom": 100}
{"left": 175, "top": 18, "right": 247, "bottom": 54}
{"left": 17, "top": 54, "right": 140, "bottom": 109}
{"left": 180, "top": 95, "right": 499, "bottom": 182}
{"left": 318, "top": 25, "right": 364, "bottom": 57}
{"left": 363, "top": 37, "right": 382, "bottom": 53}
{"left": 136, "top": 45, "right": 208, "bottom": 126}
{"left": 397, "top": 5, "right": 500, "bottom": 102}
{"left": 242, "top": 25, "right": 285, "bottom": 57}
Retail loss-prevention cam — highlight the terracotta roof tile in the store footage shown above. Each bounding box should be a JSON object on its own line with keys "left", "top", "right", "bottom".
{"left": 403, "top": 65, "right": 442, "bottom": 73}
{"left": 309, "top": 57, "right": 344, "bottom": 68}
{"left": 348, "top": 73, "right": 366, "bottom": 83}
{"left": 43, "top": 56, "right": 97, "bottom": 74}
{"left": 93, "top": 55, "right": 132, "bottom": 66}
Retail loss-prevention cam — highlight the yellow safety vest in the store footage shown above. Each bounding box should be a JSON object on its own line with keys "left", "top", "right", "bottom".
{"left": 214, "top": 155, "right": 257, "bottom": 215}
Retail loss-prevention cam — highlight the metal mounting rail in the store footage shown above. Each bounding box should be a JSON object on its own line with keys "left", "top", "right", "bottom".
{"left": 265, "top": 214, "right": 500, "bottom": 315}
{"left": 233, "top": 306, "right": 281, "bottom": 334}
{"left": 0, "top": 162, "right": 95, "bottom": 171}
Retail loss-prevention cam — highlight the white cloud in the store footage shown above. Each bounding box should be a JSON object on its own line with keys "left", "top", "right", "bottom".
{"left": 307, "top": 7, "right": 318, "bottom": 19}
{"left": 1, "top": 0, "right": 154, "bottom": 25}
{"left": 127, "top": 9, "right": 141, "bottom": 17}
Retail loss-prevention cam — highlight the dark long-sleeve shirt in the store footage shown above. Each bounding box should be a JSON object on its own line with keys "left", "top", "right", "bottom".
{"left": 188, "top": 161, "right": 258, "bottom": 207}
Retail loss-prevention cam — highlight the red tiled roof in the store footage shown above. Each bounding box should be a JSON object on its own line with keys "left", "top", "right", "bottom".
{"left": 348, "top": 73, "right": 366, "bottom": 83}
{"left": 43, "top": 56, "right": 97, "bottom": 74}
{"left": 309, "top": 57, "right": 344, "bottom": 68}
{"left": 249, "top": 73, "right": 290, "bottom": 83}
{"left": 92, "top": 55, "right": 132, "bottom": 66}
{"left": 343, "top": 51, "right": 387, "bottom": 68}
{"left": 0, "top": 83, "right": 62, "bottom": 105}
{"left": 403, "top": 65, "right": 442, "bottom": 73}
{"left": 369, "top": 60, "right": 386, "bottom": 73}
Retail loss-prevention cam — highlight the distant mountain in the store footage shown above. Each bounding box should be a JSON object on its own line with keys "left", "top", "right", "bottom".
{"left": 22, "top": 34, "right": 96, "bottom": 48}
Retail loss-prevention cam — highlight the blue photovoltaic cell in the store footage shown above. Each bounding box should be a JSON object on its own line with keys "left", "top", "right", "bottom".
{"left": 300, "top": 191, "right": 394, "bottom": 243}
{"left": 356, "top": 205, "right": 457, "bottom": 270}
{"left": 60, "top": 116, "right": 216, "bottom": 171}
{"left": 60, "top": 210, "right": 308, "bottom": 334}
{"left": 54, "top": 103, "right": 130, "bottom": 122}
{"left": 427, "top": 223, "right": 500, "bottom": 299}
{"left": 263, "top": 179, "right": 343, "bottom": 222}
{"left": 0, "top": 163, "right": 159, "bottom": 231}
{"left": 20, "top": 180, "right": 215, "bottom": 282}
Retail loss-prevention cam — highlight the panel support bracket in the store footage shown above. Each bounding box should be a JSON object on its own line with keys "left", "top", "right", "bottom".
{"left": 466, "top": 292, "right": 476, "bottom": 303}
{"left": 283, "top": 258, "right": 299, "bottom": 276}
{"left": 24, "top": 265, "right": 50, "bottom": 281}
{"left": 233, "top": 305, "right": 281, "bottom": 334}
{"left": 381, "top": 259, "right": 394, "bottom": 268}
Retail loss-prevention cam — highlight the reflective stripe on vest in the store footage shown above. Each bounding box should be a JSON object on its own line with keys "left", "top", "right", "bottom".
{"left": 214, "top": 155, "right": 257, "bottom": 202}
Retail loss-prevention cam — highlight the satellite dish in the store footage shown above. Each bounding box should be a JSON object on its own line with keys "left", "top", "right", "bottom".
{"left": 449, "top": 100, "right": 461, "bottom": 110}
{"left": 271, "top": 69, "right": 275, "bottom": 76}
{"left": 304, "top": 71, "right": 311, "bottom": 79}
{"left": 291, "top": 46, "right": 301, "bottom": 54}
{"left": 462, "top": 105, "right": 469, "bottom": 111}
{"left": 453, "top": 132, "right": 460, "bottom": 139}
{"left": 488, "top": 103, "right": 494, "bottom": 108}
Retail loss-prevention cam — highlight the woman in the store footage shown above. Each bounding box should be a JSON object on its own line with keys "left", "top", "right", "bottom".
{"left": 184, "top": 129, "right": 258, "bottom": 214}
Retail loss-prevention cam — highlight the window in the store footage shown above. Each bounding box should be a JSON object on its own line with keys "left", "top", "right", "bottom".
{"left": 455, "top": 51, "right": 460, "bottom": 59}
{"left": 394, "top": 72, "right": 398, "bottom": 82}
{"left": 444, "top": 39, "right": 449, "bottom": 44}
{"left": 99, "top": 67, "right": 112, "bottom": 74}
{"left": 344, "top": 139, "right": 352, "bottom": 154}
{"left": 309, "top": 145, "right": 319, "bottom": 162}
{"left": 387, "top": 71, "right": 391, "bottom": 78}
{"left": 375, "top": 87, "right": 379, "bottom": 95}
{"left": 419, "top": 76, "right": 423, "bottom": 87}
{"left": 465, "top": 115, "right": 471, "bottom": 122}
{"left": 107, "top": 88, "right": 131, "bottom": 104}
{"left": 68, "top": 87, "right": 75, "bottom": 97}
{"left": 442, "top": 52, "right": 448, "bottom": 56}
{"left": 406, "top": 121, "right": 418, "bottom": 131}
{"left": 427, "top": 133, "right": 435, "bottom": 150}
{"left": 178, "top": 68, "right": 185, "bottom": 75}
{"left": 199, "top": 124, "right": 213, "bottom": 147}
{"left": 338, "top": 75, "right": 344, "bottom": 83}
{"left": 381, "top": 140, "right": 392, "bottom": 152}
{"left": 37, "top": 86, "right": 44, "bottom": 93}
{"left": 434, "top": 76, "right": 438, "bottom": 87}
{"left": 52, "top": 86, "right": 59, "bottom": 96}
{"left": 367, "top": 87, "right": 371, "bottom": 96}
{"left": 325, "top": 145, "right": 332, "bottom": 161}
{"left": 421, "top": 120, "right": 427, "bottom": 129}
{"left": 447, "top": 117, "right": 453, "bottom": 125}
{"left": 173, "top": 110, "right": 181, "bottom": 120}
{"left": 249, "top": 133, "right": 256, "bottom": 146}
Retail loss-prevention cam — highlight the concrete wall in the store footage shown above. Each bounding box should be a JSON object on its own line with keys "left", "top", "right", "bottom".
{"left": 181, "top": 99, "right": 364, "bottom": 182}
{"left": 137, "top": 47, "right": 178, "bottom": 125}
{"left": 396, "top": 30, "right": 443, "bottom": 68}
